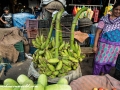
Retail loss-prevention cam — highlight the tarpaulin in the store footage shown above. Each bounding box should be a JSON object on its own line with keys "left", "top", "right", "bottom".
{"left": 13, "top": 13, "right": 35, "bottom": 29}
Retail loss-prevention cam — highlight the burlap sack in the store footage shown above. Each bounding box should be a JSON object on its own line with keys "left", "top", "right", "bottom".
{"left": 0, "top": 27, "right": 29, "bottom": 63}
{"left": 44, "top": 1, "right": 64, "bottom": 13}
{"left": 74, "top": 31, "right": 89, "bottom": 43}
{"left": 28, "top": 62, "right": 82, "bottom": 83}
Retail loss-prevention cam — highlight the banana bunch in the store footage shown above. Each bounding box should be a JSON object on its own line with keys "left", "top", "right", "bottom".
{"left": 32, "top": 35, "right": 85, "bottom": 79}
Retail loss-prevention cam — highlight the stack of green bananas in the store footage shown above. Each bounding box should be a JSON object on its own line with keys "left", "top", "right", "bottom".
{"left": 32, "top": 35, "right": 85, "bottom": 79}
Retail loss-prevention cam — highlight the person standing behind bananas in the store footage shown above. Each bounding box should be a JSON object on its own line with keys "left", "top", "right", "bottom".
{"left": 93, "top": 2, "right": 120, "bottom": 75}
{"left": 0, "top": 7, "right": 13, "bottom": 28}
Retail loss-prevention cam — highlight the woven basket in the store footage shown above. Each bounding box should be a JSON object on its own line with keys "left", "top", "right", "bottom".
{"left": 79, "top": 18, "right": 93, "bottom": 27}
{"left": 44, "top": 1, "right": 64, "bottom": 13}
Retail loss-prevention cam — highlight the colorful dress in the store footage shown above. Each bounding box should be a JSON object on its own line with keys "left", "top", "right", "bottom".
{"left": 93, "top": 14, "right": 120, "bottom": 75}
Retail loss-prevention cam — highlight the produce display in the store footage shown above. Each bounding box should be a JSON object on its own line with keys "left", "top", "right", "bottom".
{"left": 0, "top": 74, "right": 71, "bottom": 90}
{"left": 32, "top": 8, "right": 88, "bottom": 78}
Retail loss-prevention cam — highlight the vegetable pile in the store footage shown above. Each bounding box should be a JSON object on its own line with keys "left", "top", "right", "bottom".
{"left": 32, "top": 8, "right": 88, "bottom": 78}
{"left": 0, "top": 74, "right": 71, "bottom": 90}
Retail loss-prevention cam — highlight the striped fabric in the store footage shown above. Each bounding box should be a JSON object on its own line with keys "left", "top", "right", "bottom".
{"left": 70, "top": 74, "right": 120, "bottom": 90}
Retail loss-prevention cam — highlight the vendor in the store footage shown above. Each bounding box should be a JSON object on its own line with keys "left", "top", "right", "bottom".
{"left": 0, "top": 7, "right": 13, "bottom": 28}
{"left": 93, "top": 1, "right": 120, "bottom": 75}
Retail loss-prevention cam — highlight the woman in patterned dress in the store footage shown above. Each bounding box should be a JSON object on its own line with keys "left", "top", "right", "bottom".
{"left": 93, "top": 2, "right": 120, "bottom": 75}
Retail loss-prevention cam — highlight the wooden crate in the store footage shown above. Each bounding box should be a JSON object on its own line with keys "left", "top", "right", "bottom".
{"left": 38, "top": 28, "right": 49, "bottom": 37}
{"left": 81, "top": 47, "right": 94, "bottom": 59}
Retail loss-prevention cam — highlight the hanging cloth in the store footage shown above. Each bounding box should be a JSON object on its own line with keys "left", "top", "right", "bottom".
{"left": 104, "top": 0, "right": 116, "bottom": 16}
{"left": 94, "top": 8, "right": 99, "bottom": 22}
{"left": 77, "top": 7, "right": 81, "bottom": 12}
{"left": 72, "top": 6, "right": 77, "bottom": 16}
{"left": 87, "top": 8, "right": 94, "bottom": 20}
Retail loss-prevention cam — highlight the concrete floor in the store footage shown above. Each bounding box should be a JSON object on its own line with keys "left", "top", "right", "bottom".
{"left": 0, "top": 58, "right": 115, "bottom": 84}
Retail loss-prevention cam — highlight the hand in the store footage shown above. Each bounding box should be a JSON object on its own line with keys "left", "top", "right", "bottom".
{"left": 93, "top": 46, "right": 98, "bottom": 53}
{"left": 4, "top": 21, "right": 8, "bottom": 24}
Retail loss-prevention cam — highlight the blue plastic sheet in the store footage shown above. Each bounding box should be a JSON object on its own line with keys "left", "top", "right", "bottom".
{"left": 13, "top": 13, "right": 35, "bottom": 29}
{"left": 89, "top": 34, "right": 95, "bottom": 47}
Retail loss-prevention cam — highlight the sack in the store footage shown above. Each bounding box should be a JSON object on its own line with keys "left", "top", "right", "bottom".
{"left": 74, "top": 31, "right": 89, "bottom": 43}
{"left": 28, "top": 62, "right": 82, "bottom": 83}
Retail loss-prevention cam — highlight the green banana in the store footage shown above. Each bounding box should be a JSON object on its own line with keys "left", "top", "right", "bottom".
{"left": 52, "top": 38, "right": 55, "bottom": 47}
{"left": 36, "top": 37, "right": 41, "bottom": 45}
{"left": 59, "top": 41, "right": 65, "bottom": 50}
{"left": 32, "top": 54, "right": 35, "bottom": 59}
{"left": 53, "top": 71, "right": 59, "bottom": 76}
{"left": 32, "top": 40, "right": 40, "bottom": 48}
{"left": 39, "top": 56, "right": 43, "bottom": 60}
{"left": 73, "top": 65, "right": 77, "bottom": 70}
{"left": 46, "top": 71, "right": 52, "bottom": 76}
{"left": 50, "top": 48, "right": 55, "bottom": 52}
{"left": 34, "top": 49, "right": 39, "bottom": 55}
{"left": 56, "top": 61, "right": 63, "bottom": 70}
{"left": 62, "top": 60, "right": 72, "bottom": 66}
{"left": 73, "top": 53, "right": 78, "bottom": 59}
{"left": 48, "top": 58, "right": 59, "bottom": 64}
{"left": 35, "top": 53, "right": 39, "bottom": 60}
{"left": 47, "top": 64, "right": 55, "bottom": 71}
{"left": 63, "top": 64, "right": 72, "bottom": 71}
{"left": 46, "top": 51, "right": 51, "bottom": 60}
{"left": 64, "top": 42, "right": 70, "bottom": 49}
{"left": 68, "top": 49, "right": 74, "bottom": 57}
{"left": 64, "top": 50, "right": 69, "bottom": 56}
{"left": 49, "top": 75, "right": 56, "bottom": 79}
{"left": 77, "top": 45, "right": 81, "bottom": 57}
{"left": 69, "top": 56, "right": 79, "bottom": 63}
{"left": 41, "top": 42, "right": 46, "bottom": 50}
{"left": 40, "top": 35, "right": 44, "bottom": 43}
{"left": 58, "top": 73, "right": 66, "bottom": 77}
{"left": 75, "top": 42, "right": 79, "bottom": 50}
{"left": 39, "top": 50, "right": 45, "bottom": 55}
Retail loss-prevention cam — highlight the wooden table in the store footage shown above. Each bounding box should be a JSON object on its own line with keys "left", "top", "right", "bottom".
{"left": 81, "top": 47, "right": 93, "bottom": 54}
{"left": 81, "top": 47, "right": 94, "bottom": 59}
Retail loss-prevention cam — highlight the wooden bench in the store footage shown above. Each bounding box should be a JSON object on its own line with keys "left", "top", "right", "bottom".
{"left": 81, "top": 47, "right": 94, "bottom": 59}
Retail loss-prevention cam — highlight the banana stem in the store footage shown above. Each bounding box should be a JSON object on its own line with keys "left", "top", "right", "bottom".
{"left": 46, "top": 13, "right": 58, "bottom": 46}
{"left": 70, "top": 7, "right": 88, "bottom": 49}
{"left": 59, "top": 24, "right": 63, "bottom": 44}
{"left": 55, "top": 9, "right": 64, "bottom": 58}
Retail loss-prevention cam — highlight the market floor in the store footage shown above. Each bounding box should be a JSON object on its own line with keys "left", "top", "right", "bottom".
{"left": 0, "top": 58, "right": 115, "bottom": 82}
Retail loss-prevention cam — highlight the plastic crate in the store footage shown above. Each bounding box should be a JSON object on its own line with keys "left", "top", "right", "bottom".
{"left": 61, "top": 22, "right": 72, "bottom": 27}
{"left": 39, "top": 28, "right": 49, "bottom": 37}
{"left": 114, "top": 69, "right": 120, "bottom": 81}
{"left": 26, "top": 19, "right": 38, "bottom": 29}
{"left": 62, "top": 27, "right": 71, "bottom": 38}
{"left": 61, "top": 15, "right": 73, "bottom": 22}
{"left": 3, "top": 52, "right": 25, "bottom": 63}
{"left": 38, "top": 20, "right": 50, "bottom": 28}
{"left": 27, "top": 29, "right": 38, "bottom": 38}
{"left": 61, "top": 15, "right": 73, "bottom": 27}
{"left": 63, "top": 37, "right": 70, "bottom": 42}
{"left": 14, "top": 41, "right": 24, "bottom": 52}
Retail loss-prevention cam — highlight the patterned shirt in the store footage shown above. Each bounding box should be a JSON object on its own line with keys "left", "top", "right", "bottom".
{"left": 1, "top": 13, "right": 13, "bottom": 28}
{"left": 97, "top": 14, "right": 120, "bottom": 46}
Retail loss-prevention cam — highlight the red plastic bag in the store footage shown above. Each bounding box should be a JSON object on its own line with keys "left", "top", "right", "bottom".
{"left": 72, "top": 6, "right": 77, "bottom": 16}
